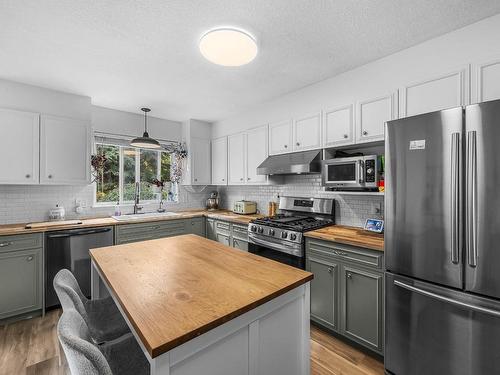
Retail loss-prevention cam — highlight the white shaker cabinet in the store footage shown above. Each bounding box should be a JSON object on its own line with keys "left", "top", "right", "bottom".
{"left": 40, "top": 114, "right": 91, "bottom": 185}
{"left": 190, "top": 138, "right": 211, "bottom": 185}
{"left": 245, "top": 125, "right": 268, "bottom": 184}
{"left": 472, "top": 59, "right": 500, "bottom": 103}
{"left": 293, "top": 112, "right": 321, "bottom": 151}
{"left": 356, "top": 92, "right": 398, "bottom": 143}
{"left": 400, "top": 67, "right": 469, "bottom": 117}
{"left": 211, "top": 137, "right": 227, "bottom": 185}
{"left": 269, "top": 119, "right": 293, "bottom": 155}
{"left": 323, "top": 105, "right": 354, "bottom": 147}
{"left": 228, "top": 133, "right": 245, "bottom": 184}
{"left": 0, "top": 108, "right": 40, "bottom": 184}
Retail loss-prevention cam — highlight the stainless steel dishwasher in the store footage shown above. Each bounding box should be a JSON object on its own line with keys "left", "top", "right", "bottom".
{"left": 45, "top": 227, "right": 114, "bottom": 309}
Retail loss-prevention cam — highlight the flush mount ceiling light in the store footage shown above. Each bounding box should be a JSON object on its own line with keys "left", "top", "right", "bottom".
{"left": 199, "top": 27, "right": 258, "bottom": 66}
{"left": 130, "top": 108, "right": 161, "bottom": 149}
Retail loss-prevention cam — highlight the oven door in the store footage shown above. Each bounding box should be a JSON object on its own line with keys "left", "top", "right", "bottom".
{"left": 322, "top": 158, "right": 364, "bottom": 188}
{"left": 248, "top": 236, "right": 305, "bottom": 269}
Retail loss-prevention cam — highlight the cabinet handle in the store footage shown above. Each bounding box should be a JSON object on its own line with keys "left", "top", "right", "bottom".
{"left": 247, "top": 177, "right": 251, "bottom": 180}
{"left": 284, "top": 144, "right": 288, "bottom": 148}
{"left": 26, "top": 256, "right": 33, "bottom": 261}
{"left": 240, "top": 178, "right": 243, "bottom": 181}
{"left": 327, "top": 267, "right": 332, "bottom": 273}
{"left": 0, "top": 242, "right": 13, "bottom": 247}
{"left": 48, "top": 174, "right": 53, "bottom": 179}
{"left": 194, "top": 178, "right": 198, "bottom": 182}
{"left": 222, "top": 178, "right": 225, "bottom": 181}
{"left": 362, "top": 131, "right": 368, "bottom": 136}
{"left": 296, "top": 142, "right": 300, "bottom": 146}
{"left": 343, "top": 134, "right": 348, "bottom": 139}
{"left": 347, "top": 273, "right": 353, "bottom": 279}
{"left": 26, "top": 174, "right": 31, "bottom": 178}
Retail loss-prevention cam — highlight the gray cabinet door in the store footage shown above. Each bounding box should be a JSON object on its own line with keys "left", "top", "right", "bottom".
{"left": 0, "top": 248, "right": 42, "bottom": 319}
{"left": 341, "top": 265, "right": 383, "bottom": 352}
{"left": 232, "top": 238, "right": 248, "bottom": 251}
{"left": 206, "top": 219, "right": 217, "bottom": 241}
{"left": 307, "top": 256, "right": 338, "bottom": 331}
{"left": 216, "top": 233, "right": 231, "bottom": 247}
{"left": 187, "top": 218, "right": 205, "bottom": 237}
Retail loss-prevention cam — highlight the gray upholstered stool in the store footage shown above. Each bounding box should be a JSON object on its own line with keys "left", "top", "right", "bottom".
{"left": 53, "top": 268, "right": 130, "bottom": 343}
{"left": 58, "top": 309, "right": 149, "bottom": 375}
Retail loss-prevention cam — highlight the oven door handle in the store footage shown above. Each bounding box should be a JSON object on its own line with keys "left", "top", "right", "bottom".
{"left": 248, "top": 235, "right": 302, "bottom": 257}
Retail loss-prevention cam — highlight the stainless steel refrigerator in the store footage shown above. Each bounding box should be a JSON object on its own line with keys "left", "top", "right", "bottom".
{"left": 385, "top": 99, "right": 500, "bottom": 375}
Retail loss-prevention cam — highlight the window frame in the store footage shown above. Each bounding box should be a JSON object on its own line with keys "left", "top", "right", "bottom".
{"left": 93, "top": 142, "right": 175, "bottom": 207}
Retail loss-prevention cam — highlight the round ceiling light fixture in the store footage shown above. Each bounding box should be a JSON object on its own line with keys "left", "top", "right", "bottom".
{"left": 199, "top": 27, "right": 258, "bottom": 66}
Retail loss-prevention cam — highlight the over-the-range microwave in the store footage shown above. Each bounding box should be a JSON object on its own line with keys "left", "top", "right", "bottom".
{"left": 321, "top": 155, "right": 379, "bottom": 191}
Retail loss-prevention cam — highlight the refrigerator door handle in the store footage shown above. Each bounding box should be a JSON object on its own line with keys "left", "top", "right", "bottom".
{"left": 466, "top": 130, "right": 478, "bottom": 267}
{"left": 450, "top": 132, "right": 460, "bottom": 264}
{"left": 394, "top": 279, "right": 500, "bottom": 318}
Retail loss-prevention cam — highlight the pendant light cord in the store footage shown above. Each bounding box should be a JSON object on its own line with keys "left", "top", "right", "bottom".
{"left": 144, "top": 110, "right": 148, "bottom": 133}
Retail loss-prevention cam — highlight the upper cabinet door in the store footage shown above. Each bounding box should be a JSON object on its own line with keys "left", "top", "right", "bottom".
{"left": 211, "top": 137, "right": 227, "bottom": 185}
{"left": 293, "top": 112, "right": 322, "bottom": 151}
{"left": 246, "top": 125, "right": 268, "bottom": 184}
{"left": 400, "top": 67, "right": 469, "bottom": 117}
{"left": 356, "top": 92, "right": 398, "bottom": 143}
{"left": 323, "top": 105, "right": 354, "bottom": 148}
{"left": 40, "top": 114, "right": 91, "bottom": 185}
{"left": 269, "top": 119, "right": 292, "bottom": 155}
{"left": 472, "top": 59, "right": 500, "bottom": 104}
{"left": 191, "top": 138, "right": 211, "bottom": 185}
{"left": 228, "top": 133, "right": 246, "bottom": 184}
{"left": 0, "top": 108, "right": 39, "bottom": 185}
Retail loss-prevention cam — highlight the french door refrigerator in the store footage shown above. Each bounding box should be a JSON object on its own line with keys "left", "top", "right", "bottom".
{"left": 385, "top": 99, "right": 500, "bottom": 375}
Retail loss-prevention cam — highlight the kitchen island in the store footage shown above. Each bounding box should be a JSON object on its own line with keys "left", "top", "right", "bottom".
{"left": 90, "top": 234, "right": 313, "bottom": 375}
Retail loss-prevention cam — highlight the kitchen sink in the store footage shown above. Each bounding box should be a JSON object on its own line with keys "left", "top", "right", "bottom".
{"left": 112, "top": 212, "right": 180, "bottom": 221}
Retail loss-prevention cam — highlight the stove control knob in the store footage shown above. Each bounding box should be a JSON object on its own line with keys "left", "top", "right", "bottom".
{"left": 281, "top": 231, "right": 288, "bottom": 239}
{"left": 269, "top": 229, "right": 275, "bottom": 236}
{"left": 258, "top": 227, "right": 264, "bottom": 234}
{"left": 250, "top": 225, "right": 257, "bottom": 232}
{"left": 289, "top": 233, "right": 297, "bottom": 241}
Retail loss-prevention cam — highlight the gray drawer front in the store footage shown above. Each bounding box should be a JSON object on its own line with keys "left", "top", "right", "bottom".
{"left": 215, "top": 220, "right": 231, "bottom": 235}
{"left": 0, "top": 233, "right": 43, "bottom": 254}
{"left": 116, "top": 219, "right": 186, "bottom": 244}
{"left": 307, "top": 238, "right": 383, "bottom": 270}
{"left": 232, "top": 224, "right": 248, "bottom": 241}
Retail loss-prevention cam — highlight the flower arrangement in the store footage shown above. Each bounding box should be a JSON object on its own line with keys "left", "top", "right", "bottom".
{"left": 90, "top": 153, "right": 107, "bottom": 183}
{"left": 168, "top": 142, "right": 188, "bottom": 183}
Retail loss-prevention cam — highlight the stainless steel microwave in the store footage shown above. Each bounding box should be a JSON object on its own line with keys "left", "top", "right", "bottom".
{"left": 321, "top": 155, "right": 379, "bottom": 190}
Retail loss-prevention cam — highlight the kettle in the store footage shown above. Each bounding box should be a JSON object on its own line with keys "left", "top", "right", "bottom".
{"left": 206, "top": 191, "right": 219, "bottom": 210}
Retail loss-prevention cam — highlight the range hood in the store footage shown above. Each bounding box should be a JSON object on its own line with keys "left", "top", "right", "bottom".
{"left": 257, "top": 150, "right": 322, "bottom": 175}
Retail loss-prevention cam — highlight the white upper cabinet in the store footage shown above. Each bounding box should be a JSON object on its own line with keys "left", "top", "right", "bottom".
{"left": 211, "top": 137, "right": 227, "bottom": 185}
{"left": 190, "top": 138, "right": 211, "bottom": 185}
{"left": 293, "top": 112, "right": 321, "bottom": 151}
{"left": 228, "top": 133, "right": 246, "bottom": 184}
{"left": 323, "top": 105, "right": 354, "bottom": 147}
{"left": 40, "top": 114, "right": 91, "bottom": 185}
{"left": 400, "top": 67, "right": 469, "bottom": 117}
{"left": 356, "top": 92, "right": 398, "bottom": 143}
{"left": 472, "top": 59, "right": 500, "bottom": 103}
{"left": 269, "top": 119, "right": 293, "bottom": 155}
{"left": 0, "top": 108, "right": 40, "bottom": 185}
{"left": 246, "top": 125, "right": 268, "bottom": 184}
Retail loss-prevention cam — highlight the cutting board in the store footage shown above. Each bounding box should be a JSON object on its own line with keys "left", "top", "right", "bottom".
{"left": 25, "top": 220, "right": 83, "bottom": 229}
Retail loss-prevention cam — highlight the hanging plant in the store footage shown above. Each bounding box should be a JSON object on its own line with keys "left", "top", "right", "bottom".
{"left": 90, "top": 153, "right": 107, "bottom": 183}
{"left": 168, "top": 142, "right": 188, "bottom": 183}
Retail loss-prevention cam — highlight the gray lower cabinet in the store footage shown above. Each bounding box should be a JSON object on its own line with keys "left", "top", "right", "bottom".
{"left": 206, "top": 218, "right": 216, "bottom": 241}
{"left": 306, "top": 238, "right": 384, "bottom": 354}
{"left": 0, "top": 234, "right": 43, "bottom": 320}
{"left": 186, "top": 217, "right": 206, "bottom": 237}
{"left": 115, "top": 219, "right": 187, "bottom": 244}
{"left": 232, "top": 237, "right": 248, "bottom": 251}
{"left": 212, "top": 220, "right": 249, "bottom": 251}
{"left": 216, "top": 232, "right": 231, "bottom": 246}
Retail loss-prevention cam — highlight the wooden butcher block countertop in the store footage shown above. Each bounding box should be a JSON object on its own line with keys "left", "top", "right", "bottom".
{"left": 0, "top": 209, "right": 264, "bottom": 236}
{"left": 304, "top": 225, "right": 384, "bottom": 252}
{"left": 90, "top": 234, "right": 313, "bottom": 358}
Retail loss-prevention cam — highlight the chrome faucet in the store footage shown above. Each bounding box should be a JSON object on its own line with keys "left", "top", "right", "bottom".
{"left": 133, "top": 182, "right": 143, "bottom": 214}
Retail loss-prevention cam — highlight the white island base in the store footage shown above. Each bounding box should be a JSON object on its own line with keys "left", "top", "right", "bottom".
{"left": 92, "top": 263, "right": 311, "bottom": 375}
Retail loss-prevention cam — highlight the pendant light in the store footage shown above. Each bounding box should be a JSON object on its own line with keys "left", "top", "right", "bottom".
{"left": 130, "top": 108, "right": 161, "bottom": 149}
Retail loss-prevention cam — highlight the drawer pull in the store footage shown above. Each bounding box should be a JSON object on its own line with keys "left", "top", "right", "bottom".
{"left": 347, "top": 273, "right": 353, "bottom": 279}
{"left": 0, "top": 242, "right": 13, "bottom": 247}
{"left": 327, "top": 267, "right": 332, "bottom": 274}
{"left": 26, "top": 256, "right": 34, "bottom": 261}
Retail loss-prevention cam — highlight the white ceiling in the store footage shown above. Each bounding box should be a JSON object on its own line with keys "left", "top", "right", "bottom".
{"left": 1, "top": 1, "right": 500, "bottom": 123}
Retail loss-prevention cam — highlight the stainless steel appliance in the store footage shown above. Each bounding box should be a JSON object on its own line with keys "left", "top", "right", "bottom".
{"left": 248, "top": 196, "right": 334, "bottom": 269}
{"left": 233, "top": 200, "right": 257, "bottom": 214}
{"left": 45, "top": 227, "right": 114, "bottom": 309}
{"left": 385, "top": 99, "right": 500, "bottom": 375}
{"left": 206, "top": 191, "right": 219, "bottom": 210}
{"left": 257, "top": 150, "right": 321, "bottom": 175}
{"left": 321, "top": 155, "right": 378, "bottom": 190}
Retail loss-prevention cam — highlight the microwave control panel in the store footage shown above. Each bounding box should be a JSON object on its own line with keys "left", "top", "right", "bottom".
{"left": 365, "top": 159, "right": 376, "bottom": 183}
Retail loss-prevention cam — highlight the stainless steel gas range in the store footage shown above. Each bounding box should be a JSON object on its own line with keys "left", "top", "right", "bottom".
{"left": 247, "top": 196, "right": 335, "bottom": 269}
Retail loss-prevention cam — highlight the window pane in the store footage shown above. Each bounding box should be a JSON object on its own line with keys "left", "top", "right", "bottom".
{"left": 140, "top": 150, "right": 158, "bottom": 200}
{"left": 123, "top": 148, "right": 137, "bottom": 201}
{"left": 95, "top": 144, "right": 119, "bottom": 203}
{"left": 160, "top": 153, "right": 171, "bottom": 182}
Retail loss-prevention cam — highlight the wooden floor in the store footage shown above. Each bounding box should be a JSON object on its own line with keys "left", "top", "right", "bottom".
{"left": 0, "top": 310, "right": 384, "bottom": 375}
